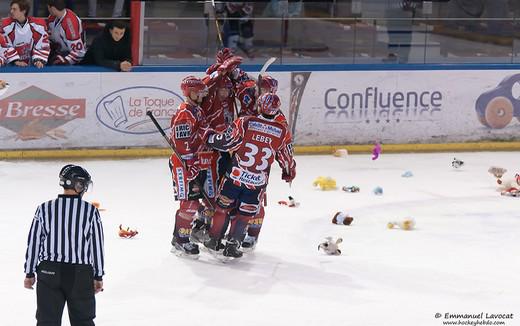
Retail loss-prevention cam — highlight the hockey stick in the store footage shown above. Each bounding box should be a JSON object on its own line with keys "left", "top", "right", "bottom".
{"left": 257, "top": 57, "right": 277, "bottom": 90}
{"left": 146, "top": 111, "right": 214, "bottom": 209}
{"left": 211, "top": 0, "right": 224, "bottom": 48}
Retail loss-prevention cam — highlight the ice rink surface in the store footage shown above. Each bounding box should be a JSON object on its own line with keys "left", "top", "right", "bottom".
{"left": 1, "top": 152, "right": 519, "bottom": 326}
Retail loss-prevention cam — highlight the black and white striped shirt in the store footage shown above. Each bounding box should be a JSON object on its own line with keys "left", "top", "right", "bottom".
{"left": 24, "top": 194, "right": 105, "bottom": 280}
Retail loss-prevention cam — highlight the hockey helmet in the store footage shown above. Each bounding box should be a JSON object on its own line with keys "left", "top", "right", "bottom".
{"left": 181, "top": 76, "right": 208, "bottom": 99}
{"left": 257, "top": 93, "right": 281, "bottom": 116}
{"left": 258, "top": 75, "right": 278, "bottom": 94}
{"left": 59, "top": 164, "right": 92, "bottom": 195}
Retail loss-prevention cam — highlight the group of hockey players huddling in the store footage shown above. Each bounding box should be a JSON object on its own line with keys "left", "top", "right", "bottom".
{"left": 168, "top": 48, "right": 296, "bottom": 260}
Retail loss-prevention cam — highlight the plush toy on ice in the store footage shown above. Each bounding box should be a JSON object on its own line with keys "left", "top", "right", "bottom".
{"left": 452, "top": 158, "right": 464, "bottom": 169}
{"left": 387, "top": 218, "right": 415, "bottom": 230}
{"left": 488, "top": 167, "right": 520, "bottom": 196}
{"left": 332, "top": 212, "right": 354, "bottom": 225}
{"left": 278, "top": 196, "right": 300, "bottom": 207}
{"left": 119, "top": 224, "right": 138, "bottom": 238}
{"left": 313, "top": 176, "right": 337, "bottom": 191}
{"left": 372, "top": 142, "right": 382, "bottom": 160}
{"left": 333, "top": 149, "right": 348, "bottom": 157}
{"left": 318, "top": 237, "right": 343, "bottom": 255}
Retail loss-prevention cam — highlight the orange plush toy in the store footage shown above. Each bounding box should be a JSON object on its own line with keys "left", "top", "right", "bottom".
{"left": 119, "top": 224, "right": 138, "bottom": 238}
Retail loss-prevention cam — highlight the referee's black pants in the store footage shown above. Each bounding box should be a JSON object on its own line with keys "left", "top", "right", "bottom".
{"left": 36, "top": 261, "right": 96, "bottom": 326}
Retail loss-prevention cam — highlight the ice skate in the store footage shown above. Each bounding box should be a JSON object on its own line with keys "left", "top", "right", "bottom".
{"left": 223, "top": 239, "right": 243, "bottom": 259}
{"left": 240, "top": 235, "right": 257, "bottom": 253}
{"left": 171, "top": 239, "right": 200, "bottom": 259}
{"left": 190, "top": 219, "right": 210, "bottom": 244}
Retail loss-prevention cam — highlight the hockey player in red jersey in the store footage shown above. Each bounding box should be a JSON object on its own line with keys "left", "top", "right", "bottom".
{"left": 1, "top": 0, "right": 49, "bottom": 68}
{"left": 204, "top": 93, "right": 296, "bottom": 258}
{"left": 189, "top": 69, "right": 239, "bottom": 244}
{"left": 236, "top": 74, "right": 278, "bottom": 117}
{"left": 47, "top": 0, "right": 85, "bottom": 65}
{"left": 0, "top": 33, "right": 19, "bottom": 66}
{"left": 169, "top": 76, "right": 210, "bottom": 257}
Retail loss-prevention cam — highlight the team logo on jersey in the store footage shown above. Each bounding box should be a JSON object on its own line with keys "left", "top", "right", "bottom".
{"left": 242, "top": 94, "right": 252, "bottom": 106}
{"left": 248, "top": 121, "right": 282, "bottom": 138}
{"left": 0, "top": 85, "right": 85, "bottom": 141}
{"left": 174, "top": 124, "right": 191, "bottom": 139}
{"left": 230, "top": 167, "right": 266, "bottom": 187}
{"left": 96, "top": 86, "right": 182, "bottom": 135}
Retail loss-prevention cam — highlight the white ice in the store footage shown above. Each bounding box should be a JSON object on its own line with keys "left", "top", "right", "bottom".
{"left": 1, "top": 152, "right": 519, "bottom": 326}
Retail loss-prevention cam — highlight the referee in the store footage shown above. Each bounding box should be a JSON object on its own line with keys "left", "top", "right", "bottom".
{"left": 24, "top": 164, "right": 105, "bottom": 326}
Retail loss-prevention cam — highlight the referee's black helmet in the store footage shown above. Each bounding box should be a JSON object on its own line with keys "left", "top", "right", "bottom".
{"left": 59, "top": 165, "right": 92, "bottom": 195}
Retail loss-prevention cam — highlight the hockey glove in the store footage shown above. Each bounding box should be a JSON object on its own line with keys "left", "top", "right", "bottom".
{"left": 282, "top": 168, "right": 296, "bottom": 183}
{"left": 218, "top": 56, "right": 243, "bottom": 74}
{"left": 206, "top": 63, "right": 220, "bottom": 75}
{"left": 200, "top": 127, "right": 216, "bottom": 142}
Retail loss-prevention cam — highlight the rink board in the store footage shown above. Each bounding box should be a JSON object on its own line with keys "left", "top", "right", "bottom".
{"left": 1, "top": 69, "right": 520, "bottom": 153}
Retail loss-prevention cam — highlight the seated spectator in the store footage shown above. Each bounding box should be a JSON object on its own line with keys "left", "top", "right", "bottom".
{"left": 0, "top": 33, "right": 20, "bottom": 66}
{"left": 81, "top": 20, "right": 131, "bottom": 72}
{"left": 1, "top": 0, "right": 49, "bottom": 68}
{"left": 47, "top": 0, "right": 85, "bottom": 65}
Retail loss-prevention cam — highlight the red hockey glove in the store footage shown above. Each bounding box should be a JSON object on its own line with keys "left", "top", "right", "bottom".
{"left": 282, "top": 168, "right": 296, "bottom": 183}
{"left": 218, "top": 56, "right": 243, "bottom": 74}
{"left": 206, "top": 63, "right": 220, "bottom": 75}
{"left": 52, "top": 55, "right": 68, "bottom": 65}
{"left": 200, "top": 127, "right": 216, "bottom": 142}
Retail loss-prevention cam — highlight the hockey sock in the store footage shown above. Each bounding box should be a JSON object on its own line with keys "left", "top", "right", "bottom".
{"left": 229, "top": 213, "right": 251, "bottom": 241}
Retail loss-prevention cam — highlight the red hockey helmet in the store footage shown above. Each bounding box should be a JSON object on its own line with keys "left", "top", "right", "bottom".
{"left": 257, "top": 93, "right": 281, "bottom": 116}
{"left": 180, "top": 76, "right": 206, "bottom": 97}
{"left": 259, "top": 75, "right": 278, "bottom": 94}
{"left": 216, "top": 48, "right": 234, "bottom": 64}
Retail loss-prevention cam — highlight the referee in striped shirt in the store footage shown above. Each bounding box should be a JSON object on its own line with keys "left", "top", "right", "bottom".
{"left": 24, "top": 164, "right": 105, "bottom": 326}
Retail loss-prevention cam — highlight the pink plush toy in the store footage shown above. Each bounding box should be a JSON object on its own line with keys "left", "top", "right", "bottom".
{"left": 372, "top": 142, "right": 381, "bottom": 160}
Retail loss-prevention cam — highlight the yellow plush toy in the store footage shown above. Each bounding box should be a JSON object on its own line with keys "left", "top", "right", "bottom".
{"left": 312, "top": 176, "right": 337, "bottom": 191}
{"left": 387, "top": 218, "right": 415, "bottom": 231}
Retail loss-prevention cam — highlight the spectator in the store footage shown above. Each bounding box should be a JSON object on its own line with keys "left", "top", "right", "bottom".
{"left": 23, "top": 164, "right": 105, "bottom": 326}
{"left": 220, "top": 2, "right": 255, "bottom": 57}
{"left": 0, "top": 33, "right": 19, "bottom": 66}
{"left": 81, "top": 20, "right": 132, "bottom": 71}
{"left": 1, "top": 0, "right": 49, "bottom": 68}
{"left": 47, "top": 0, "right": 85, "bottom": 65}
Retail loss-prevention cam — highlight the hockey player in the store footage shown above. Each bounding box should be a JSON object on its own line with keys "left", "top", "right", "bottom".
{"left": 235, "top": 75, "right": 285, "bottom": 251}
{"left": 169, "top": 76, "right": 210, "bottom": 257}
{"left": 236, "top": 75, "right": 279, "bottom": 117}
{"left": 47, "top": 0, "right": 85, "bottom": 65}
{"left": 1, "top": 0, "right": 49, "bottom": 68}
{"left": 190, "top": 69, "right": 239, "bottom": 244}
{"left": 0, "top": 33, "right": 19, "bottom": 66}
{"left": 204, "top": 93, "right": 296, "bottom": 258}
